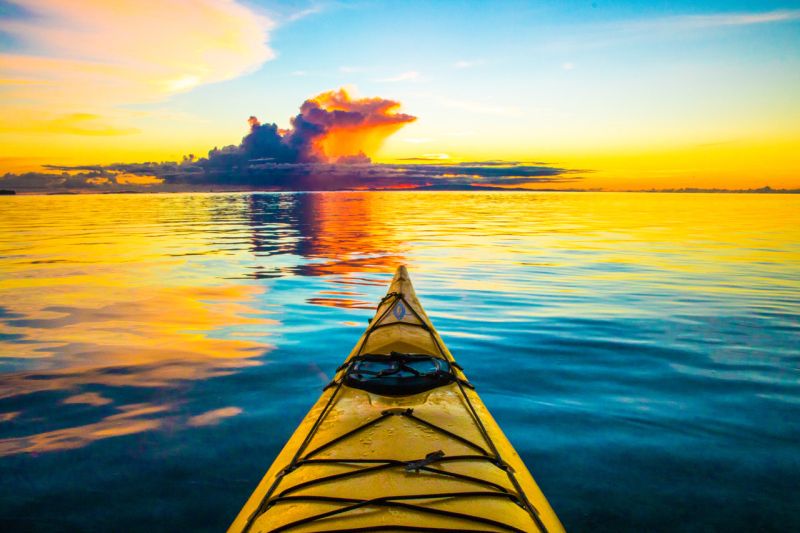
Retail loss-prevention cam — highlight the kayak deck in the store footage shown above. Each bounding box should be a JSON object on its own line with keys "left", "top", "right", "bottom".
{"left": 229, "top": 266, "right": 564, "bottom": 533}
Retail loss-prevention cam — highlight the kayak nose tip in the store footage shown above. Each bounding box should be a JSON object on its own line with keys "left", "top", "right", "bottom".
{"left": 394, "top": 264, "right": 410, "bottom": 281}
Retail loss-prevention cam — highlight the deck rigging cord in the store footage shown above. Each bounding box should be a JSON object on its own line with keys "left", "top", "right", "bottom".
{"left": 242, "top": 292, "right": 548, "bottom": 533}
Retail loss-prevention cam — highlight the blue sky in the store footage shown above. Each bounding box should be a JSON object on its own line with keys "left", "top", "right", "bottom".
{"left": 1, "top": 0, "right": 799, "bottom": 188}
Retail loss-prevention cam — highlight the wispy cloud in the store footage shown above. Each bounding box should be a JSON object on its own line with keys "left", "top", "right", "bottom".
{"left": 286, "top": 4, "right": 325, "bottom": 22}
{"left": 397, "top": 154, "right": 451, "bottom": 161}
{"left": 453, "top": 59, "right": 484, "bottom": 69}
{"left": 0, "top": 112, "right": 139, "bottom": 136}
{"left": 595, "top": 8, "right": 800, "bottom": 44}
{"left": 543, "top": 9, "right": 800, "bottom": 53}
{"left": 439, "top": 97, "right": 519, "bottom": 116}
{"left": 646, "top": 9, "right": 800, "bottom": 31}
{"left": 596, "top": 9, "right": 800, "bottom": 47}
{"left": 376, "top": 71, "right": 421, "bottom": 83}
{"left": 47, "top": 113, "right": 139, "bottom": 136}
{"left": 0, "top": 0, "right": 274, "bottom": 108}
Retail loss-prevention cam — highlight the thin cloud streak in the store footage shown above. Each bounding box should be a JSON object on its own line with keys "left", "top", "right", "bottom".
{"left": 285, "top": 5, "right": 325, "bottom": 22}
{"left": 0, "top": 160, "right": 580, "bottom": 192}
{"left": 454, "top": 59, "right": 485, "bottom": 69}
{"left": 0, "top": 111, "right": 139, "bottom": 136}
{"left": 376, "top": 71, "right": 421, "bottom": 83}
{"left": 540, "top": 8, "right": 800, "bottom": 53}
{"left": 439, "top": 97, "right": 519, "bottom": 116}
{"left": 623, "top": 9, "right": 800, "bottom": 32}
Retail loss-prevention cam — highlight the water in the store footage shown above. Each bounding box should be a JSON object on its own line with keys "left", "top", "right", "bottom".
{"left": 0, "top": 191, "right": 798, "bottom": 532}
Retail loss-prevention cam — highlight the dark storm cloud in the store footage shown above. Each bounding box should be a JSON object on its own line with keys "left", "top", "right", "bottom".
{"left": 145, "top": 160, "right": 580, "bottom": 190}
{"left": 0, "top": 161, "right": 581, "bottom": 192}
{"left": 0, "top": 170, "right": 123, "bottom": 191}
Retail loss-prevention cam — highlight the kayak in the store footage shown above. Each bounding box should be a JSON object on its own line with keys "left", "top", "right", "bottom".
{"left": 229, "top": 266, "right": 564, "bottom": 533}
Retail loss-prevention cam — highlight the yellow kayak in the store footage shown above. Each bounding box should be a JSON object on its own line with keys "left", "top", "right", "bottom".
{"left": 230, "top": 266, "right": 564, "bottom": 533}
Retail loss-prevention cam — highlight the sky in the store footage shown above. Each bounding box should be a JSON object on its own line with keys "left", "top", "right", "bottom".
{"left": 1, "top": 0, "right": 799, "bottom": 191}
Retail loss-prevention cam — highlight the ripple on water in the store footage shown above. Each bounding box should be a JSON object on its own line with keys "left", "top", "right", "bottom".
{"left": 0, "top": 191, "right": 798, "bottom": 531}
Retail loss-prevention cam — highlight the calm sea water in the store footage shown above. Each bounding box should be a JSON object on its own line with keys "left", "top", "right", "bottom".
{"left": 0, "top": 192, "right": 798, "bottom": 532}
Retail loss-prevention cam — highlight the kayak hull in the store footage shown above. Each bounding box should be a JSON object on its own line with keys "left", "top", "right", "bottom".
{"left": 229, "top": 266, "right": 564, "bottom": 533}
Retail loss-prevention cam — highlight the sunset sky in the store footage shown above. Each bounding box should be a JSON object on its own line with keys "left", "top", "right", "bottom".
{"left": 1, "top": 0, "right": 799, "bottom": 190}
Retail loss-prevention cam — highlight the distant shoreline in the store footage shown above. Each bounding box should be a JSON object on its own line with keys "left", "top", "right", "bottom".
{"left": 2, "top": 186, "right": 799, "bottom": 196}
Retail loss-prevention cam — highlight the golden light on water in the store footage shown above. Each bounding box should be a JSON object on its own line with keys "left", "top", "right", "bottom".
{"left": 1, "top": 191, "right": 799, "bottom": 456}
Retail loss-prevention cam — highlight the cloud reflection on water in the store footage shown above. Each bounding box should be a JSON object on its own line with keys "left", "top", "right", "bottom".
{"left": 0, "top": 191, "right": 417, "bottom": 456}
{"left": 0, "top": 195, "right": 287, "bottom": 455}
{"left": 1, "top": 191, "right": 799, "bottom": 532}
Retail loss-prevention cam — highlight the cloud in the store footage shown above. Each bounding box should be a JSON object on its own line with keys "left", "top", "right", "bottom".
{"left": 47, "top": 113, "right": 139, "bottom": 136}
{"left": 0, "top": 0, "right": 274, "bottom": 108}
{"left": 454, "top": 59, "right": 484, "bottom": 69}
{"left": 285, "top": 5, "right": 325, "bottom": 22}
{"left": 439, "top": 97, "right": 519, "bottom": 116}
{"left": 376, "top": 71, "right": 421, "bottom": 82}
{"left": 1, "top": 159, "right": 579, "bottom": 192}
{"left": 542, "top": 9, "right": 800, "bottom": 53}
{"left": 398, "top": 154, "right": 451, "bottom": 161}
{"left": 243, "top": 87, "right": 416, "bottom": 163}
{"left": 0, "top": 111, "right": 139, "bottom": 136}
{"left": 606, "top": 9, "right": 800, "bottom": 42}
{"left": 0, "top": 88, "right": 581, "bottom": 191}
{"left": 0, "top": 169, "right": 165, "bottom": 191}
{"left": 643, "top": 9, "right": 800, "bottom": 31}
{"left": 575, "top": 9, "right": 800, "bottom": 50}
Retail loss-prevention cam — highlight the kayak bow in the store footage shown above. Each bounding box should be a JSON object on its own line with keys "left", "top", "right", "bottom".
{"left": 230, "top": 266, "right": 564, "bottom": 533}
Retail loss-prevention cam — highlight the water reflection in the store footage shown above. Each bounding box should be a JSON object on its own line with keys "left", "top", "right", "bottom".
{"left": 0, "top": 195, "right": 276, "bottom": 455}
{"left": 1, "top": 192, "right": 799, "bottom": 458}
{"left": 0, "top": 403, "right": 168, "bottom": 455}
{"left": 0, "top": 192, "right": 416, "bottom": 456}
{"left": 0, "top": 191, "right": 799, "bottom": 531}
{"left": 246, "top": 192, "right": 406, "bottom": 280}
